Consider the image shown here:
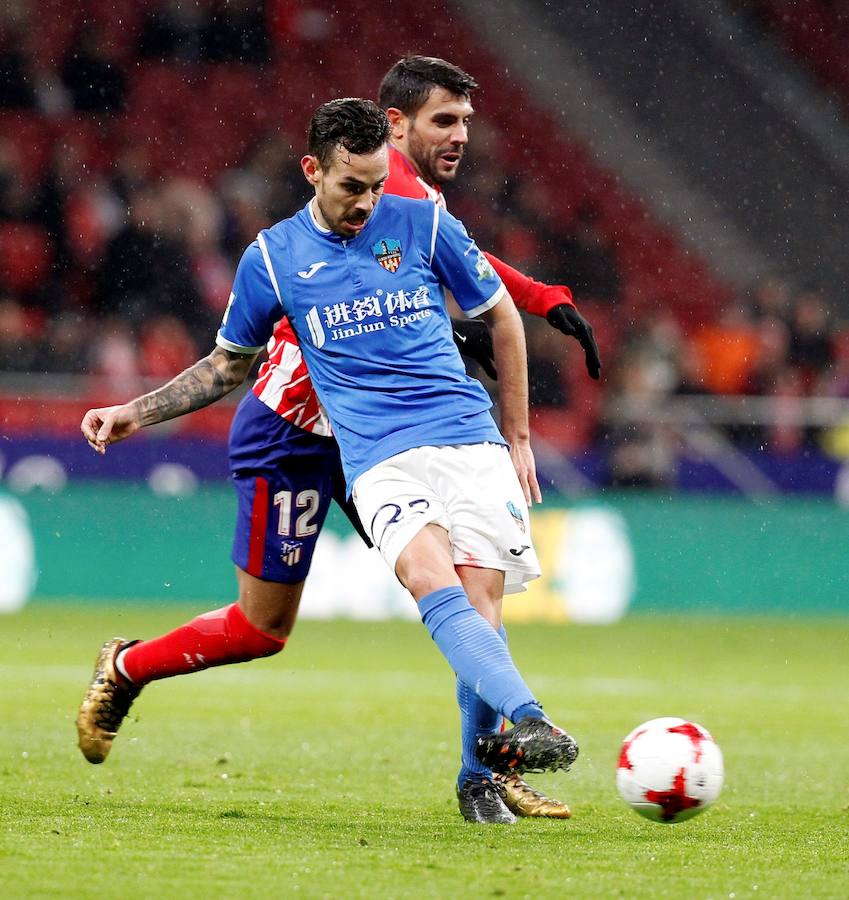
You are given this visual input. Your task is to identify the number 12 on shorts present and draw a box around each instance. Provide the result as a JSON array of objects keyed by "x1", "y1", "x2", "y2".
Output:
[{"x1": 273, "y1": 489, "x2": 320, "y2": 537}]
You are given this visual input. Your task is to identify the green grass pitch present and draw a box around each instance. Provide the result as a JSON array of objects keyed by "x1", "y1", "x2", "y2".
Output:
[{"x1": 1, "y1": 604, "x2": 847, "y2": 898}]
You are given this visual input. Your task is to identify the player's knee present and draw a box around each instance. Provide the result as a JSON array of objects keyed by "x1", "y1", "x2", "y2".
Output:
[
  {"x1": 239, "y1": 604, "x2": 298, "y2": 641},
  {"x1": 236, "y1": 569, "x2": 304, "y2": 639},
  {"x1": 397, "y1": 565, "x2": 461, "y2": 602},
  {"x1": 394, "y1": 528, "x2": 459, "y2": 600}
]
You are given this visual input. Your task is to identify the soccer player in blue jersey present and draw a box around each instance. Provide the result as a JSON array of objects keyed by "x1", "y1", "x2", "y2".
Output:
[
  {"x1": 218, "y1": 97, "x2": 579, "y2": 819},
  {"x1": 79, "y1": 98, "x2": 579, "y2": 823}
]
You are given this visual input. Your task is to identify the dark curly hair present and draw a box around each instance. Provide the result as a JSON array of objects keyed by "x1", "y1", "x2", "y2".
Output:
[
  {"x1": 378, "y1": 56, "x2": 478, "y2": 115},
  {"x1": 307, "y1": 98, "x2": 391, "y2": 168}
]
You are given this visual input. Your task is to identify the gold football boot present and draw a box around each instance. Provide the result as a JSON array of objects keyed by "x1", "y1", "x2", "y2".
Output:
[
  {"x1": 76, "y1": 637, "x2": 141, "y2": 764},
  {"x1": 494, "y1": 772, "x2": 572, "y2": 819}
]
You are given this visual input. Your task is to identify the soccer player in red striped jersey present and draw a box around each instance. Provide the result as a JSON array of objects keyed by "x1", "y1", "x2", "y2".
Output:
[
  {"x1": 379, "y1": 58, "x2": 600, "y2": 374},
  {"x1": 77, "y1": 57, "x2": 598, "y2": 823}
]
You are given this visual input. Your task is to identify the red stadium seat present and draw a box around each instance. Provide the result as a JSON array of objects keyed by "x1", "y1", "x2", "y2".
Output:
[
  {"x1": 0, "y1": 223, "x2": 53, "y2": 293},
  {"x1": 0, "y1": 112, "x2": 52, "y2": 188}
]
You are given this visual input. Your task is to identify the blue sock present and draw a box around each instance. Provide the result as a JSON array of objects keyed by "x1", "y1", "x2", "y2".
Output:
[
  {"x1": 512, "y1": 701, "x2": 546, "y2": 722},
  {"x1": 419, "y1": 587, "x2": 540, "y2": 773},
  {"x1": 455, "y1": 626, "x2": 506, "y2": 787}
]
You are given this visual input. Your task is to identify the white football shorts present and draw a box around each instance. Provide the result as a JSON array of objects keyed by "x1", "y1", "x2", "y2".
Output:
[{"x1": 351, "y1": 443, "x2": 541, "y2": 594}]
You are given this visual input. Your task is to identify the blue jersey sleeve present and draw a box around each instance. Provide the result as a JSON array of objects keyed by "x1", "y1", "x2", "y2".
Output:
[
  {"x1": 216, "y1": 240, "x2": 282, "y2": 353},
  {"x1": 429, "y1": 206, "x2": 505, "y2": 317}
]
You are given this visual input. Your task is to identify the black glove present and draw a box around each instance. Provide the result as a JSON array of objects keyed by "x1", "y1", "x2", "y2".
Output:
[
  {"x1": 546, "y1": 304, "x2": 602, "y2": 379},
  {"x1": 451, "y1": 317, "x2": 497, "y2": 380}
]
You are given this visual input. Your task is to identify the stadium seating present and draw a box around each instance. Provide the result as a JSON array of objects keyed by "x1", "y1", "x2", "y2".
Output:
[
  {"x1": 751, "y1": 1, "x2": 849, "y2": 111},
  {"x1": 3, "y1": 0, "x2": 840, "y2": 461}
]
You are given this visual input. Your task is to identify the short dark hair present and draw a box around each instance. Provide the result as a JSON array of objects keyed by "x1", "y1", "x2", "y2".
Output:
[
  {"x1": 378, "y1": 56, "x2": 478, "y2": 116},
  {"x1": 308, "y1": 98, "x2": 391, "y2": 168}
]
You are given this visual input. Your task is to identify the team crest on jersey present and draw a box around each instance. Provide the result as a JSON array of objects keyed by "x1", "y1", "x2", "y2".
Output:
[
  {"x1": 506, "y1": 500, "x2": 526, "y2": 533},
  {"x1": 281, "y1": 541, "x2": 303, "y2": 567},
  {"x1": 475, "y1": 249, "x2": 497, "y2": 282},
  {"x1": 372, "y1": 238, "x2": 402, "y2": 273}
]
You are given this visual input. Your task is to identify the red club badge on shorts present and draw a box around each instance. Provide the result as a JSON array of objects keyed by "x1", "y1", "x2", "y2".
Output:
[{"x1": 372, "y1": 238, "x2": 402, "y2": 272}]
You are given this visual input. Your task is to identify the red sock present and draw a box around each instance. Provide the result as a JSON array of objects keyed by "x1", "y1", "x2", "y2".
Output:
[{"x1": 120, "y1": 603, "x2": 286, "y2": 685}]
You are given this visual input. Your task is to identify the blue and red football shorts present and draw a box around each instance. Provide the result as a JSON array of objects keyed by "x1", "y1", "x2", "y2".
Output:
[{"x1": 229, "y1": 391, "x2": 361, "y2": 584}]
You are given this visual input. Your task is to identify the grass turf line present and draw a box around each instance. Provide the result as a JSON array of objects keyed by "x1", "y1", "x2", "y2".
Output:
[{"x1": 1, "y1": 604, "x2": 848, "y2": 898}]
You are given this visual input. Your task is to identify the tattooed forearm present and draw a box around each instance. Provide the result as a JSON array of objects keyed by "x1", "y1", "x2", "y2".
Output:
[{"x1": 130, "y1": 347, "x2": 256, "y2": 428}]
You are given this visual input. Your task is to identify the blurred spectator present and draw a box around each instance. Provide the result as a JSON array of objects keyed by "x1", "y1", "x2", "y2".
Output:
[
  {"x1": 765, "y1": 367, "x2": 806, "y2": 455},
  {"x1": 0, "y1": 137, "x2": 28, "y2": 221},
  {"x1": 88, "y1": 316, "x2": 140, "y2": 390},
  {"x1": 787, "y1": 288, "x2": 835, "y2": 390},
  {"x1": 0, "y1": 26, "x2": 36, "y2": 108},
  {"x1": 61, "y1": 24, "x2": 127, "y2": 115},
  {"x1": 268, "y1": 1, "x2": 338, "y2": 44},
  {"x1": 692, "y1": 304, "x2": 759, "y2": 395},
  {"x1": 162, "y1": 178, "x2": 234, "y2": 317},
  {"x1": 822, "y1": 329, "x2": 849, "y2": 399},
  {"x1": 239, "y1": 131, "x2": 302, "y2": 222},
  {"x1": 29, "y1": 58, "x2": 73, "y2": 118},
  {"x1": 29, "y1": 138, "x2": 87, "y2": 283},
  {"x1": 555, "y1": 205, "x2": 621, "y2": 304},
  {"x1": 750, "y1": 274, "x2": 793, "y2": 324},
  {"x1": 673, "y1": 346, "x2": 709, "y2": 397},
  {"x1": 744, "y1": 316, "x2": 791, "y2": 397},
  {"x1": 39, "y1": 310, "x2": 89, "y2": 373},
  {"x1": 139, "y1": 314, "x2": 200, "y2": 378},
  {"x1": 110, "y1": 143, "x2": 155, "y2": 206},
  {"x1": 0, "y1": 221, "x2": 53, "y2": 297},
  {"x1": 526, "y1": 318, "x2": 569, "y2": 409},
  {"x1": 603, "y1": 341, "x2": 676, "y2": 488},
  {"x1": 64, "y1": 176, "x2": 126, "y2": 271},
  {"x1": 218, "y1": 169, "x2": 273, "y2": 261},
  {"x1": 200, "y1": 0, "x2": 270, "y2": 65},
  {"x1": 138, "y1": 1, "x2": 205, "y2": 62},
  {"x1": 93, "y1": 186, "x2": 205, "y2": 334},
  {"x1": 0, "y1": 295, "x2": 41, "y2": 372},
  {"x1": 599, "y1": 312, "x2": 688, "y2": 487}
]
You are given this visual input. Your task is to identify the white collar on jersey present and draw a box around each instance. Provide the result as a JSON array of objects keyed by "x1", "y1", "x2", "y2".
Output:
[{"x1": 308, "y1": 198, "x2": 332, "y2": 233}]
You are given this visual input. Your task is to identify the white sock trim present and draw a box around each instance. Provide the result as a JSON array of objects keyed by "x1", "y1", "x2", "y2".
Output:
[{"x1": 115, "y1": 648, "x2": 134, "y2": 683}]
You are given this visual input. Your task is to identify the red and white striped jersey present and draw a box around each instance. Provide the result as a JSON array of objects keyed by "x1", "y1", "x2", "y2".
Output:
[
  {"x1": 249, "y1": 325, "x2": 328, "y2": 433},
  {"x1": 250, "y1": 145, "x2": 445, "y2": 434}
]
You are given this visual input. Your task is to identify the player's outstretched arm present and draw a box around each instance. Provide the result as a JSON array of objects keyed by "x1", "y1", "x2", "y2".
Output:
[
  {"x1": 483, "y1": 251, "x2": 601, "y2": 380},
  {"x1": 81, "y1": 346, "x2": 258, "y2": 454},
  {"x1": 481, "y1": 295, "x2": 542, "y2": 506}
]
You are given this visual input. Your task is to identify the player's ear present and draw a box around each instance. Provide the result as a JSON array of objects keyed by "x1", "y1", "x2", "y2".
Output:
[
  {"x1": 301, "y1": 155, "x2": 321, "y2": 185},
  {"x1": 385, "y1": 107, "x2": 407, "y2": 140}
]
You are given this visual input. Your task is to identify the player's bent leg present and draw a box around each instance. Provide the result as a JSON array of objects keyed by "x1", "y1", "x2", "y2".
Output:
[
  {"x1": 452, "y1": 566, "x2": 570, "y2": 818},
  {"x1": 397, "y1": 527, "x2": 542, "y2": 729},
  {"x1": 453, "y1": 564, "x2": 504, "y2": 798},
  {"x1": 451, "y1": 585, "x2": 574, "y2": 819},
  {"x1": 76, "y1": 575, "x2": 297, "y2": 765},
  {"x1": 118, "y1": 594, "x2": 288, "y2": 685}
]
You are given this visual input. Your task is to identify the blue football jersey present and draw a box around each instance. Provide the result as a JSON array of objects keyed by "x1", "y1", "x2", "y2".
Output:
[{"x1": 217, "y1": 193, "x2": 507, "y2": 492}]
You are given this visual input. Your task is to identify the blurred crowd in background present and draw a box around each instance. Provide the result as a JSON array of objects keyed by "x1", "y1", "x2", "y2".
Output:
[{"x1": 1, "y1": 0, "x2": 847, "y2": 480}]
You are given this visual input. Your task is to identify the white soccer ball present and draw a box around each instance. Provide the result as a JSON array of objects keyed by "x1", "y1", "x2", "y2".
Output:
[{"x1": 616, "y1": 717, "x2": 724, "y2": 823}]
